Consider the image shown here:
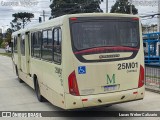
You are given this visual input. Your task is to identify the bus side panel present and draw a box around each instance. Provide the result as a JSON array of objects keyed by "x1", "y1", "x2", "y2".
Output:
[
  {"x1": 62, "y1": 19, "x2": 75, "y2": 95},
  {"x1": 13, "y1": 54, "x2": 18, "y2": 69},
  {"x1": 21, "y1": 56, "x2": 26, "y2": 73},
  {"x1": 18, "y1": 70, "x2": 34, "y2": 89},
  {"x1": 30, "y1": 58, "x2": 66, "y2": 109}
]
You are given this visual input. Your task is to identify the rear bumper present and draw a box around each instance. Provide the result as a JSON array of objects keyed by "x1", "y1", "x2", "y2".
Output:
[{"x1": 64, "y1": 86, "x2": 145, "y2": 109}]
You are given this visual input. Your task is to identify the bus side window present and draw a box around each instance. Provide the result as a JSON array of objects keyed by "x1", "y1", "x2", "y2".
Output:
[
  {"x1": 32, "y1": 32, "x2": 41, "y2": 58},
  {"x1": 14, "y1": 37, "x2": 17, "y2": 53},
  {"x1": 53, "y1": 28, "x2": 62, "y2": 64},
  {"x1": 42, "y1": 29, "x2": 53, "y2": 61},
  {"x1": 21, "y1": 34, "x2": 25, "y2": 56},
  {"x1": 31, "y1": 33, "x2": 34, "y2": 57}
]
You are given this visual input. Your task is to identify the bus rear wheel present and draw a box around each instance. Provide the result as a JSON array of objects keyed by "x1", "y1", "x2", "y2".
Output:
[{"x1": 35, "y1": 79, "x2": 45, "y2": 102}]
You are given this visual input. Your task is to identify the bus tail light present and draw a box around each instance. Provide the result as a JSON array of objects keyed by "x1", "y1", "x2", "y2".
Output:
[
  {"x1": 68, "y1": 71, "x2": 80, "y2": 96},
  {"x1": 70, "y1": 17, "x2": 77, "y2": 21},
  {"x1": 138, "y1": 65, "x2": 144, "y2": 88},
  {"x1": 132, "y1": 17, "x2": 139, "y2": 21}
]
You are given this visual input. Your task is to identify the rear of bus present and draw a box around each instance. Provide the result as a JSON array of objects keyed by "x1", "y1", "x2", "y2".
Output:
[{"x1": 64, "y1": 14, "x2": 145, "y2": 109}]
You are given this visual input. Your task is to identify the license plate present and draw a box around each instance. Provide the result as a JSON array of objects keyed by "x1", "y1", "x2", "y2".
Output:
[{"x1": 104, "y1": 84, "x2": 120, "y2": 91}]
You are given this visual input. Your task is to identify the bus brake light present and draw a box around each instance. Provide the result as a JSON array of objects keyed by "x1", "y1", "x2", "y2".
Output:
[
  {"x1": 70, "y1": 17, "x2": 77, "y2": 21},
  {"x1": 138, "y1": 65, "x2": 144, "y2": 88},
  {"x1": 132, "y1": 18, "x2": 139, "y2": 21},
  {"x1": 68, "y1": 71, "x2": 80, "y2": 96}
]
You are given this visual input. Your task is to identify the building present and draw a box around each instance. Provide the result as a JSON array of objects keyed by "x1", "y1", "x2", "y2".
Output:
[{"x1": 142, "y1": 24, "x2": 158, "y2": 34}]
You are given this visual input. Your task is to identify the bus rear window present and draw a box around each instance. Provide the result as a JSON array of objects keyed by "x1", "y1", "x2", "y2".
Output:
[{"x1": 70, "y1": 19, "x2": 140, "y2": 51}]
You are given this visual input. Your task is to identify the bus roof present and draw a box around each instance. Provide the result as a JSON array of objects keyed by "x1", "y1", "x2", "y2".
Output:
[{"x1": 12, "y1": 13, "x2": 139, "y2": 36}]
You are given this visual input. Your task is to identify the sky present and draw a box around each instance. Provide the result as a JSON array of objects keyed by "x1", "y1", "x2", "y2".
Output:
[{"x1": 0, "y1": 0, "x2": 159, "y2": 32}]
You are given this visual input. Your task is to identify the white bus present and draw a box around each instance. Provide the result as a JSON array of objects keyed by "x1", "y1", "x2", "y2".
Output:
[{"x1": 12, "y1": 13, "x2": 145, "y2": 109}]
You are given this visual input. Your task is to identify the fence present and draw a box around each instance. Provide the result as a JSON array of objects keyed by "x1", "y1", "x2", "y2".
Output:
[{"x1": 145, "y1": 64, "x2": 160, "y2": 92}]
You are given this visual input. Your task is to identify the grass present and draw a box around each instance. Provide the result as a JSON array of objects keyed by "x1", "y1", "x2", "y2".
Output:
[{"x1": 0, "y1": 53, "x2": 12, "y2": 57}]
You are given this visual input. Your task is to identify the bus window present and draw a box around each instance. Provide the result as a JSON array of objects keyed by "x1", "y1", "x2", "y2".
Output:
[
  {"x1": 70, "y1": 18, "x2": 140, "y2": 62},
  {"x1": 14, "y1": 37, "x2": 17, "y2": 53},
  {"x1": 32, "y1": 32, "x2": 41, "y2": 58},
  {"x1": 42, "y1": 30, "x2": 53, "y2": 61},
  {"x1": 31, "y1": 33, "x2": 33, "y2": 56},
  {"x1": 53, "y1": 28, "x2": 62, "y2": 64},
  {"x1": 20, "y1": 34, "x2": 25, "y2": 56},
  {"x1": 71, "y1": 20, "x2": 139, "y2": 51}
]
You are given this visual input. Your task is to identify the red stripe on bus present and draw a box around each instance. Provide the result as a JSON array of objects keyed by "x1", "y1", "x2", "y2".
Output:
[
  {"x1": 82, "y1": 99, "x2": 88, "y2": 102},
  {"x1": 74, "y1": 47, "x2": 139, "y2": 54}
]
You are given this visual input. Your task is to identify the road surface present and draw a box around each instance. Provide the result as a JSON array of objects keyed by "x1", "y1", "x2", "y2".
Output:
[
  {"x1": 0, "y1": 48, "x2": 5, "y2": 53},
  {"x1": 0, "y1": 55, "x2": 160, "y2": 120}
]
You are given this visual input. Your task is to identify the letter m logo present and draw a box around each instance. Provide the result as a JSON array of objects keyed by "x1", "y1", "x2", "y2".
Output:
[{"x1": 106, "y1": 74, "x2": 115, "y2": 84}]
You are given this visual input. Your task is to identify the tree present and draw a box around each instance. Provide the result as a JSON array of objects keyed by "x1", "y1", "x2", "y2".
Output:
[
  {"x1": 0, "y1": 33, "x2": 2, "y2": 39},
  {"x1": 11, "y1": 12, "x2": 34, "y2": 31},
  {"x1": 50, "y1": 0, "x2": 103, "y2": 18},
  {"x1": 110, "y1": 0, "x2": 138, "y2": 15},
  {"x1": 0, "y1": 37, "x2": 3, "y2": 48},
  {"x1": 6, "y1": 28, "x2": 12, "y2": 34},
  {"x1": 4, "y1": 28, "x2": 12, "y2": 43}
]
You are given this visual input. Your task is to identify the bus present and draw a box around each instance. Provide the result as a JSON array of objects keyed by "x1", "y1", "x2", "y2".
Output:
[{"x1": 12, "y1": 13, "x2": 145, "y2": 110}]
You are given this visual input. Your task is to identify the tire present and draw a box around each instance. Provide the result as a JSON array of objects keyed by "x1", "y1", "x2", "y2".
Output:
[
  {"x1": 18, "y1": 78, "x2": 24, "y2": 83},
  {"x1": 15, "y1": 66, "x2": 24, "y2": 83},
  {"x1": 35, "y1": 79, "x2": 45, "y2": 102}
]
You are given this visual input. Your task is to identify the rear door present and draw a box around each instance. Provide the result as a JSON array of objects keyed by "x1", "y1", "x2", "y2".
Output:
[
  {"x1": 26, "y1": 32, "x2": 30, "y2": 75},
  {"x1": 20, "y1": 34, "x2": 27, "y2": 73}
]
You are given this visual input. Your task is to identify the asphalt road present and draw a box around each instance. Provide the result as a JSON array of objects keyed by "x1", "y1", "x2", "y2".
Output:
[{"x1": 0, "y1": 55, "x2": 160, "y2": 120}]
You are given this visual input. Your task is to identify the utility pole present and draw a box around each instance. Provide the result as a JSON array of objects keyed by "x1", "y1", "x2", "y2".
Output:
[
  {"x1": 130, "y1": 5, "x2": 132, "y2": 14},
  {"x1": 43, "y1": 10, "x2": 45, "y2": 22},
  {"x1": 40, "y1": 10, "x2": 46, "y2": 22},
  {"x1": 106, "y1": 0, "x2": 108, "y2": 13},
  {"x1": 130, "y1": 0, "x2": 133, "y2": 14}
]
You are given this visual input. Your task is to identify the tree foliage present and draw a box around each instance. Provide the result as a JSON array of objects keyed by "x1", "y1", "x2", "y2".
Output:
[
  {"x1": 50, "y1": 0, "x2": 103, "y2": 18},
  {"x1": 0, "y1": 33, "x2": 2, "y2": 39},
  {"x1": 110, "y1": 0, "x2": 138, "y2": 15},
  {"x1": 0, "y1": 28, "x2": 12, "y2": 48},
  {"x1": 0, "y1": 37, "x2": 3, "y2": 48},
  {"x1": 11, "y1": 12, "x2": 34, "y2": 31},
  {"x1": 4, "y1": 28, "x2": 12, "y2": 43}
]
